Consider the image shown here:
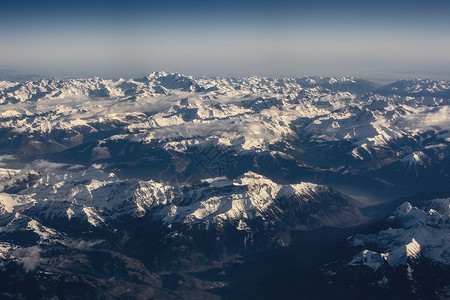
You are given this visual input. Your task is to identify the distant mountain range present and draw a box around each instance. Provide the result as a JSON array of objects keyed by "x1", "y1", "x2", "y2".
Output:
[{"x1": 0, "y1": 70, "x2": 43, "y2": 83}]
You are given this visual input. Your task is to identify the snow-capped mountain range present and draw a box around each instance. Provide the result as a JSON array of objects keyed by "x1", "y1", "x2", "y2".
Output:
[
  {"x1": 349, "y1": 198, "x2": 450, "y2": 269},
  {"x1": 0, "y1": 72, "x2": 449, "y2": 298},
  {"x1": 0, "y1": 163, "x2": 364, "y2": 244},
  {"x1": 1, "y1": 72, "x2": 448, "y2": 156},
  {"x1": 316, "y1": 196, "x2": 450, "y2": 298}
]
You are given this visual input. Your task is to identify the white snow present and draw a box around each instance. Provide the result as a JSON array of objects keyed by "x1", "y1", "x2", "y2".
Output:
[
  {"x1": 1, "y1": 73, "x2": 447, "y2": 157},
  {"x1": 348, "y1": 250, "x2": 387, "y2": 270},
  {"x1": 349, "y1": 198, "x2": 450, "y2": 268},
  {"x1": 82, "y1": 207, "x2": 105, "y2": 227}
]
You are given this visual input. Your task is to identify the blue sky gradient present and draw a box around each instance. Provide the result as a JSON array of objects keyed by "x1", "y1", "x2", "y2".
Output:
[{"x1": 1, "y1": 0, "x2": 449, "y2": 82}]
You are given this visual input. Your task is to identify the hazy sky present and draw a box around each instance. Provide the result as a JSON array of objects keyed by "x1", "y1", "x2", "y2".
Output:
[{"x1": 1, "y1": 0, "x2": 450, "y2": 82}]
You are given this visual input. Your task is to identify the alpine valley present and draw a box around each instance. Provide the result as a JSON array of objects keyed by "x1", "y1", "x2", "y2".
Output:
[{"x1": 0, "y1": 72, "x2": 449, "y2": 299}]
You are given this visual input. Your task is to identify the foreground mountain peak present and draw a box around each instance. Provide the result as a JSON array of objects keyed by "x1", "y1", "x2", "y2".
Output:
[{"x1": 349, "y1": 198, "x2": 450, "y2": 269}]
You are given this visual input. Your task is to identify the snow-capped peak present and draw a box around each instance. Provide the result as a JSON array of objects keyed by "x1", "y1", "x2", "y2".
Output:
[{"x1": 349, "y1": 198, "x2": 450, "y2": 270}]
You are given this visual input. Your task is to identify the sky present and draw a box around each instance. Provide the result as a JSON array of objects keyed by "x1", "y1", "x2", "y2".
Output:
[{"x1": 1, "y1": 0, "x2": 450, "y2": 82}]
